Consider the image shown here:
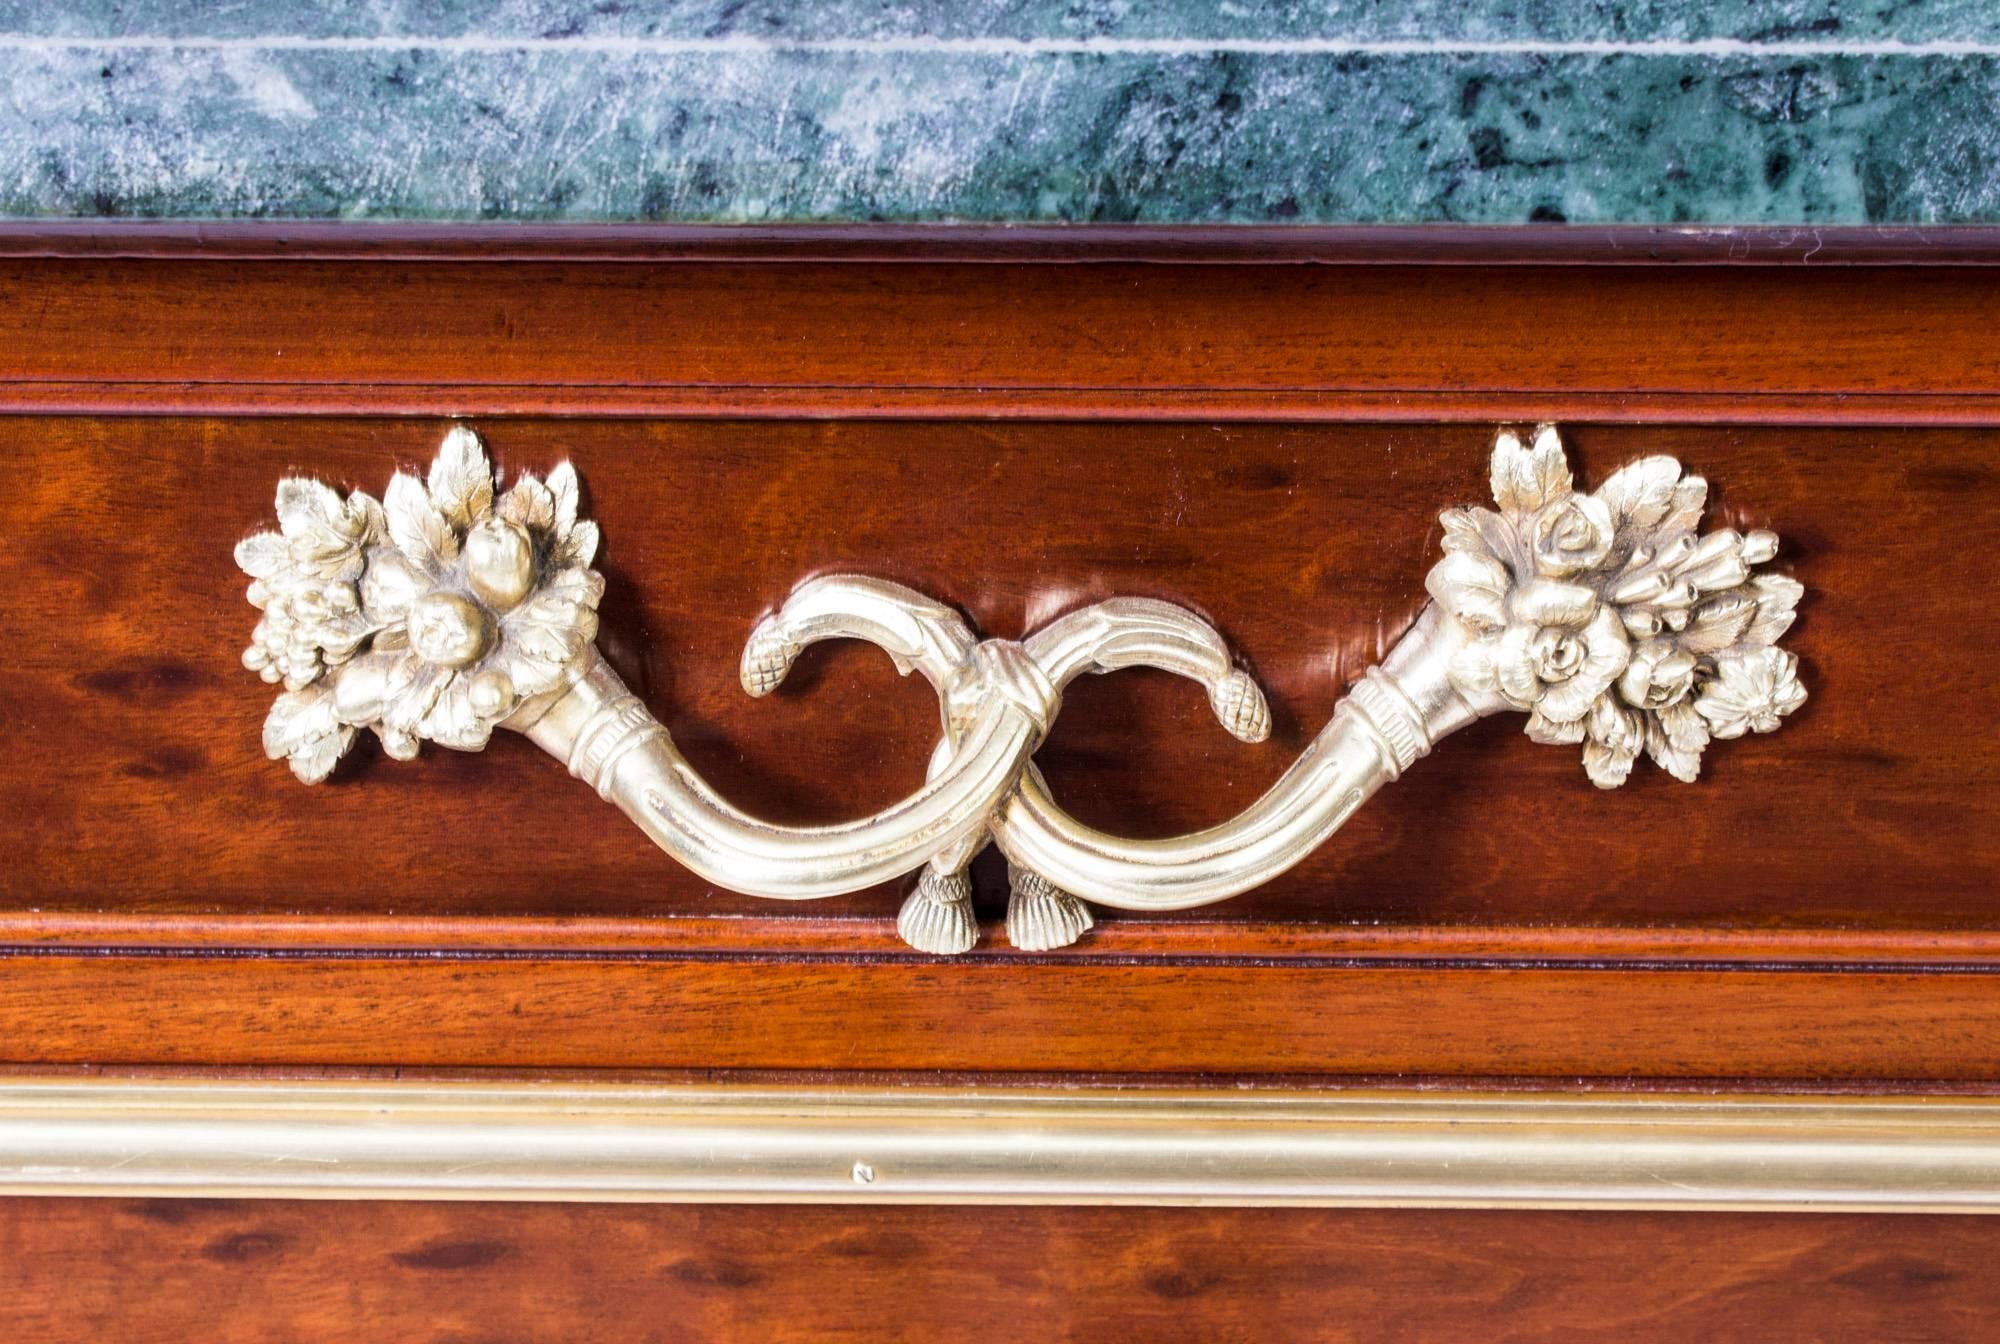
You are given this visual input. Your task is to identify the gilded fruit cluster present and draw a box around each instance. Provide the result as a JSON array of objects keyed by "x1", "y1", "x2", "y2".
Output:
[{"x1": 237, "y1": 427, "x2": 604, "y2": 782}]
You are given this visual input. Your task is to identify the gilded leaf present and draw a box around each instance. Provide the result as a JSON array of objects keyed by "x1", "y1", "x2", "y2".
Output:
[
  {"x1": 275, "y1": 477, "x2": 346, "y2": 540},
  {"x1": 1655, "y1": 698, "x2": 1710, "y2": 754},
  {"x1": 381, "y1": 662, "x2": 449, "y2": 739},
  {"x1": 516, "y1": 623, "x2": 584, "y2": 665},
  {"x1": 1594, "y1": 455, "x2": 1683, "y2": 529},
  {"x1": 287, "y1": 729, "x2": 355, "y2": 784},
  {"x1": 385, "y1": 471, "x2": 459, "y2": 568},
  {"x1": 1680, "y1": 591, "x2": 1758, "y2": 655},
  {"x1": 274, "y1": 477, "x2": 369, "y2": 578},
  {"x1": 234, "y1": 532, "x2": 290, "y2": 579},
  {"x1": 498, "y1": 473, "x2": 556, "y2": 533},
  {"x1": 1525, "y1": 707, "x2": 1585, "y2": 745},
  {"x1": 1659, "y1": 474, "x2": 1708, "y2": 537},
  {"x1": 557, "y1": 519, "x2": 600, "y2": 568},
  {"x1": 1439, "y1": 505, "x2": 1520, "y2": 567},
  {"x1": 526, "y1": 564, "x2": 605, "y2": 614},
  {"x1": 347, "y1": 491, "x2": 388, "y2": 547},
  {"x1": 1645, "y1": 716, "x2": 1704, "y2": 783},
  {"x1": 1587, "y1": 692, "x2": 1644, "y2": 753},
  {"x1": 1425, "y1": 551, "x2": 1510, "y2": 632},
  {"x1": 500, "y1": 646, "x2": 569, "y2": 698},
  {"x1": 428, "y1": 426, "x2": 495, "y2": 530},
  {"x1": 506, "y1": 614, "x2": 596, "y2": 686},
  {"x1": 1438, "y1": 508, "x2": 1488, "y2": 556},
  {"x1": 547, "y1": 461, "x2": 581, "y2": 538},
  {"x1": 1696, "y1": 648, "x2": 1806, "y2": 738},
  {"x1": 263, "y1": 685, "x2": 334, "y2": 758},
  {"x1": 418, "y1": 676, "x2": 494, "y2": 751},
  {"x1": 1582, "y1": 692, "x2": 1646, "y2": 784},
  {"x1": 1490, "y1": 426, "x2": 1572, "y2": 516},
  {"x1": 261, "y1": 685, "x2": 354, "y2": 784},
  {"x1": 500, "y1": 568, "x2": 604, "y2": 695}
]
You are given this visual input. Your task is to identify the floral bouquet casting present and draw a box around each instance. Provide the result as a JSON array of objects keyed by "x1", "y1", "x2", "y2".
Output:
[{"x1": 1428, "y1": 426, "x2": 1805, "y2": 787}]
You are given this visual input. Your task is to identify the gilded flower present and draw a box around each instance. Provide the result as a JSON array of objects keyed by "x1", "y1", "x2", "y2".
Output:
[
  {"x1": 1696, "y1": 648, "x2": 1808, "y2": 739},
  {"x1": 1618, "y1": 638, "x2": 1697, "y2": 711},
  {"x1": 1428, "y1": 425, "x2": 1806, "y2": 789},
  {"x1": 1529, "y1": 495, "x2": 1614, "y2": 576},
  {"x1": 1490, "y1": 602, "x2": 1630, "y2": 723},
  {"x1": 237, "y1": 426, "x2": 603, "y2": 782}
]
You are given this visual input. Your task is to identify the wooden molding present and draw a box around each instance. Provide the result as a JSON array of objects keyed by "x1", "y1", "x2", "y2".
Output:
[{"x1": 7, "y1": 220, "x2": 2000, "y2": 265}]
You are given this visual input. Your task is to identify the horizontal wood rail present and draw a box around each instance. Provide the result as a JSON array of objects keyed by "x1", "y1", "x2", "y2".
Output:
[
  {"x1": 3, "y1": 940, "x2": 1998, "y2": 1080},
  {"x1": 0, "y1": 237, "x2": 1994, "y2": 422}
]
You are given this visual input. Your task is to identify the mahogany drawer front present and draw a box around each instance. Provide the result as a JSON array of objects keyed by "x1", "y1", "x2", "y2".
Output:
[
  {"x1": 6, "y1": 413, "x2": 1987, "y2": 928},
  {"x1": 3, "y1": 235, "x2": 1999, "y2": 1342},
  {"x1": 0, "y1": 244, "x2": 1995, "y2": 1086}
]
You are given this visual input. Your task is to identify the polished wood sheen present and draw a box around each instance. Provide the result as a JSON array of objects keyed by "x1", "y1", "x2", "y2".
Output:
[
  {"x1": 4, "y1": 417, "x2": 1994, "y2": 928},
  {"x1": 2, "y1": 227, "x2": 1998, "y2": 1334},
  {"x1": 5, "y1": 955, "x2": 2000, "y2": 1078},
  {"x1": 4, "y1": 1199, "x2": 1998, "y2": 1342},
  {"x1": 0, "y1": 240, "x2": 1994, "y2": 1085},
  {"x1": 1, "y1": 258, "x2": 1999, "y2": 422}
]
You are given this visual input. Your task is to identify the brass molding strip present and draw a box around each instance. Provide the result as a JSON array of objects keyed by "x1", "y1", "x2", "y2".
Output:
[{"x1": 4, "y1": 1081, "x2": 1999, "y2": 1210}]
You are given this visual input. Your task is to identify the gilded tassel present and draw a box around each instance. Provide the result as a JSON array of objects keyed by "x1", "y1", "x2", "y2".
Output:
[
  {"x1": 896, "y1": 866, "x2": 979, "y2": 955},
  {"x1": 1005, "y1": 866, "x2": 1095, "y2": 951}
]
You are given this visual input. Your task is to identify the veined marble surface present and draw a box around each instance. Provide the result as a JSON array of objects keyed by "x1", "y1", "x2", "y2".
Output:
[{"x1": 2, "y1": 3, "x2": 1997, "y2": 223}]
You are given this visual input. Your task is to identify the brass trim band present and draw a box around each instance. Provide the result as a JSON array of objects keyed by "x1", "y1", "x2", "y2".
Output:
[{"x1": 4, "y1": 1081, "x2": 1997, "y2": 1211}]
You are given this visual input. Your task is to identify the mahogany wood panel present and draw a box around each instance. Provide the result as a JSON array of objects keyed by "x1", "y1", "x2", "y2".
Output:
[
  {"x1": 6, "y1": 1198, "x2": 1998, "y2": 1343},
  {"x1": 2, "y1": 954, "x2": 1996, "y2": 1079},
  {"x1": 0, "y1": 259, "x2": 1996, "y2": 422},
  {"x1": 1, "y1": 246, "x2": 1997, "y2": 1087},
  {"x1": 1, "y1": 415, "x2": 1992, "y2": 931}
]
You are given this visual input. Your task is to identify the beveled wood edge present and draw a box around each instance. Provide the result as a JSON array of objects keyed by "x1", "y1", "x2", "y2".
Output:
[
  {"x1": 10, "y1": 382, "x2": 2000, "y2": 425},
  {"x1": 7, "y1": 911, "x2": 2000, "y2": 967},
  {"x1": 7, "y1": 220, "x2": 2000, "y2": 265},
  {"x1": 4, "y1": 1079, "x2": 1999, "y2": 1210}
]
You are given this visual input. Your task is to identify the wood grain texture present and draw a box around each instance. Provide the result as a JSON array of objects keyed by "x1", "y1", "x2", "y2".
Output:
[
  {"x1": 3, "y1": 954, "x2": 1997, "y2": 1079},
  {"x1": 5, "y1": 1198, "x2": 1998, "y2": 1343},
  {"x1": 13, "y1": 912, "x2": 2000, "y2": 962},
  {"x1": 0, "y1": 247, "x2": 1995, "y2": 1090},
  {"x1": 0, "y1": 259, "x2": 1996, "y2": 422},
  {"x1": 0, "y1": 415, "x2": 1991, "y2": 929}
]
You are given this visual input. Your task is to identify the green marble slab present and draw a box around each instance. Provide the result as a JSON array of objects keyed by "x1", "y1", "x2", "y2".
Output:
[{"x1": 2, "y1": 4, "x2": 1998, "y2": 223}]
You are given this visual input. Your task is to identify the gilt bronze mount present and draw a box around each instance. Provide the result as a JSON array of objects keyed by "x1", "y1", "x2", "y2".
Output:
[{"x1": 238, "y1": 425, "x2": 1806, "y2": 953}]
